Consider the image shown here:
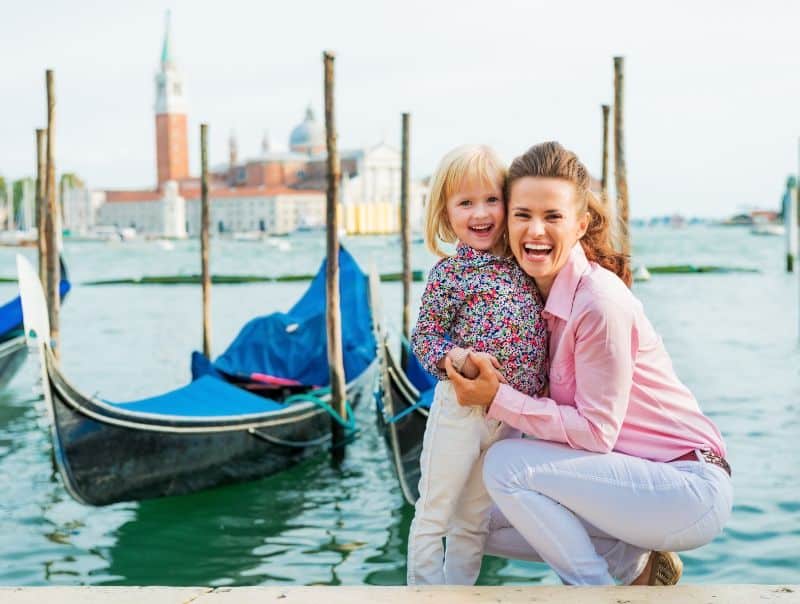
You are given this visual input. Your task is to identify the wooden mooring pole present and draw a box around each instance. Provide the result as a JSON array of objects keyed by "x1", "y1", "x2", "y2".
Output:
[
  {"x1": 601, "y1": 104, "x2": 611, "y2": 206},
  {"x1": 44, "y1": 69, "x2": 60, "y2": 358},
  {"x1": 400, "y1": 112, "x2": 411, "y2": 369},
  {"x1": 323, "y1": 51, "x2": 347, "y2": 460},
  {"x1": 200, "y1": 123, "x2": 212, "y2": 358},
  {"x1": 785, "y1": 174, "x2": 797, "y2": 273},
  {"x1": 35, "y1": 129, "x2": 47, "y2": 287},
  {"x1": 613, "y1": 56, "x2": 630, "y2": 256},
  {"x1": 794, "y1": 161, "x2": 800, "y2": 341}
]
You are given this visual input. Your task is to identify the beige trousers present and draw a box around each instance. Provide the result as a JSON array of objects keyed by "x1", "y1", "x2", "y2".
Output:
[{"x1": 406, "y1": 380, "x2": 516, "y2": 585}]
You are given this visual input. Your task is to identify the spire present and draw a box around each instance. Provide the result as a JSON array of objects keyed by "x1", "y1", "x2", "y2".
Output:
[
  {"x1": 228, "y1": 130, "x2": 239, "y2": 186},
  {"x1": 154, "y1": 9, "x2": 186, "y2": 116},
  {"x1": 160, "y1": 10, "x2": 173, "y2": 68},
  {"x1": 261, "y1": 130, "x2": 271, "y2": 154},
  {"x1": 304, "y1": 104, "x2": 314, "y2": 121}
]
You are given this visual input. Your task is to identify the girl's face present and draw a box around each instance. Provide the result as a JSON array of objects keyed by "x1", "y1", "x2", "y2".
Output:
[
  {"x1": 445, "y1": 177, "x2": 505, "y2": 253},
  {"x1": 507, "y1": 176, "x2": 590, "y2": 299}
]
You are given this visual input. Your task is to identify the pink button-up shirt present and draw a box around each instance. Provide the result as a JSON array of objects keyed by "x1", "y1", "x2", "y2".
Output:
[{"x1": 488, "y1": 243, "x2": 726, "y2": 461}]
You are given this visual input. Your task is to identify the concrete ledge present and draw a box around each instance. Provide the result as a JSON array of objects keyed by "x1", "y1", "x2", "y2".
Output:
[{"x1": 1, "y1": 585, "x2": 798, "y2": 603}]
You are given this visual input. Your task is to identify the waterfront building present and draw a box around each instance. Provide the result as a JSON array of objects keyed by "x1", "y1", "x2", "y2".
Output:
[
  {"x1": 61, "y1": 185, "x2": 93, "y2": 235},
  {"x1": 97, "y1": 185, "x2": 324, "y2": 237},
  {"x1": 4, "y1": 178, "x2": 36, "y2": 232},
  {"x1": 95, "y1": 12, "x2": 427, "y2": 238}
]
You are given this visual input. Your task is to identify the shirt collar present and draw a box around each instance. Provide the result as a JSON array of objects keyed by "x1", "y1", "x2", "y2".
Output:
[
  {"x1": 543, "y1": 243, "x2": 589, "y2": 321},
  {"x1": 455, "y1": 242, "x2": 505, "y2": 268}
]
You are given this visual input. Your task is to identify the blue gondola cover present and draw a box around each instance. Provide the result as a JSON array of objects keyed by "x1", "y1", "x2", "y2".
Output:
[
  {"x1": 404, "y1": 346, "x2": 437, "y2": 394},
  {"x1": 0, "y1": 279, "x2": 71, "y2": 341},
  {"x1": 210, "y1": 248, "x2": 376, "y2": 386},
  {"x1": 112, "y1": 375, "x2": 285, "y2": 417}
]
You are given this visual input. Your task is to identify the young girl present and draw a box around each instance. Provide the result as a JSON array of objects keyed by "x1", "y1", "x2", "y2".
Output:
[{"x1": 407, "y1": 145, "x2": 548, "y2": 585}]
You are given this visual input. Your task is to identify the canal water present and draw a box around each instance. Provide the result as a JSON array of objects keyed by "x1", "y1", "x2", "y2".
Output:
[{"x1": 0, "y1": 226, "x2": 798, "y2": 586}]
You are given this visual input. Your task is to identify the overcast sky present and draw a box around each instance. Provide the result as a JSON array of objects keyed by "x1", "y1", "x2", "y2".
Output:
[{"x1": 2, "y1": 0, "x2": 799, "y2": 217}]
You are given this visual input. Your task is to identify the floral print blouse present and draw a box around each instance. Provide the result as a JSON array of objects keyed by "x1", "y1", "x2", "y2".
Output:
[{"x1": 411, "y1": 243, "x2": 548, "y2": 397}]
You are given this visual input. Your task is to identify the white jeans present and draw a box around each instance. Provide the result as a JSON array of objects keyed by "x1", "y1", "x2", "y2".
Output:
[
  {"x1": 483, "y1": 438, "x2": 734, "y2": 585},
  {"x1": 483, "y1": 505, "x2": 652, "y2": 585},
  {"x1": 407, "y1": 381, "x2": 517, "y2": 585}
]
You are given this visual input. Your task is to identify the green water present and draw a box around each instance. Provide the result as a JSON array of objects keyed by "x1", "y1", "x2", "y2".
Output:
[{"x1": 0, "y1": 226, "x2": 798, "y2": 585}]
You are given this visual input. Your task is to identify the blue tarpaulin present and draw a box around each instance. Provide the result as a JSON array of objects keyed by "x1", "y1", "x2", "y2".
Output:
[
  {"x1": 403, "y1": 341, "x2": 437, "y2": 409},
  {"x1": 105, "y1": 249, "x2": 375, "y2": 418},
  {"x1": 209, "y1": 247, "x2": 376, "y2": 387},
  {"x1": 112, "y1": 375, "x2": 285, "y2": 416},
  {"x1": 0, "y1": 279, "x2": 71, "y2": 342}
]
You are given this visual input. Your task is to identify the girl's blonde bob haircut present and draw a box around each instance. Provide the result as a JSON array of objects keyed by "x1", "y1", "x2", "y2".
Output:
[{"x1": 424, "y1": 145, "x2": 507, "y2": 257}]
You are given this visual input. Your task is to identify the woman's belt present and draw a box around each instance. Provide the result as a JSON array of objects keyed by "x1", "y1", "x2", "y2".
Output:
[{"x1": 670, "y1": 450, "x2": 731, "y2": 477}]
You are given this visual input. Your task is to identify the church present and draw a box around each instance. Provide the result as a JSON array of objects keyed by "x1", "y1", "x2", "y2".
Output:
[{"x1": 96, "y1": 13, "x2": 426, "y2": 237}]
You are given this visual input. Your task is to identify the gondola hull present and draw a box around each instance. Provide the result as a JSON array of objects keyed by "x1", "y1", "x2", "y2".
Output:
[
  {"x1": 47, "y1": 349, "x2": 378, "y2": 506},
  {"x1": 375, "y1": 342, "x2": 428, "y2": 506},
  {"x1": 0, "y1": 335, "x2": 27, "y2": 388},
  {"x1": 17, "y1": 250, "x2": 379, "y2": 506}
]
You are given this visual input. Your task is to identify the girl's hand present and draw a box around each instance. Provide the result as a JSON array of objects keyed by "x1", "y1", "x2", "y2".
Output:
[
  {"x1": 444, "y1": 354, "x2": 503, "y2": 407},
  {"x1": 459, "y1": 353, "x2": 480, "y2": 379},
  {"x1": 473, "y1": 351, "x2": 505, "y2": 375}
]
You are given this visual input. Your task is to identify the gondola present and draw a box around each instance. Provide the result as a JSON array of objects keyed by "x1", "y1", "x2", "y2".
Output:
[
  {"x1": 16, "y1": 248, "x2": 378, "y2": 506},
  {"x1": 0, "y1": 334, "x2": 26, "y2": 389},
  {"x1": 374, "y1": 338, "x2": 436, "y2": 506},
  {"x1": 0, "y1": 263, "x2": 70, "y2": 388}
]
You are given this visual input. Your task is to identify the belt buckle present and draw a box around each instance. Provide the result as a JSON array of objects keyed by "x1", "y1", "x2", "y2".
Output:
[{"x1": 700, "y1": 450, "x2": 732, "y2": 477}]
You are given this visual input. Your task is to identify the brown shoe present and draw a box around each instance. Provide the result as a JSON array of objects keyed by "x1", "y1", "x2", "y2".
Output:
[{"x1": 648, "y1": 551, "x2": 683, "y2": 585}]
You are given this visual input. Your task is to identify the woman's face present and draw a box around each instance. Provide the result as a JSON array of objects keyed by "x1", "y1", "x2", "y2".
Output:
[{"x1": 507, "y1": 176, "x2": 590, "y2": 299}]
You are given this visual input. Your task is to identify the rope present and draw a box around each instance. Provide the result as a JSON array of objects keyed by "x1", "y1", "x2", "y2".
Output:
[
  {"x1": 249, "y1": 429, "x2": 332, "y2": 448},
  {"x1": 283, "y1": 390, "x2": 357, "y2": 432},
  {"x1": 385, "y1": 398, "x2": 427, "y2": 424},
  {"x1": 248, "y1": 388, "x2": 358, "y2": 449}
]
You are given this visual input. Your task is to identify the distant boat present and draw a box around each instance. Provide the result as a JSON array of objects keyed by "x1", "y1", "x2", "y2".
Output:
[
  {"x1": 0, "y1": 230, "x2": 38, "y2": 247},
  {"x1": 0, "y1": 262, "x2": 70, "y2": 388},
  {"x1": 71, "y1": 226, "x2": 137, "y2": 242},
  {"x1": 232, "y1": 232, "x2": 263, "y2": 241},
  {"x1": 17, "y1": 249, "x2": 378, "y2": 506},
  {"x1": 633, "y1": 265, "x2": 652, "y2": 282},
  {"x1": 750, "y1": 223, "x2": 785, "y2": 237},
  {"x1": 265, "y1": 237, "x2": 292, "y2": 252}
]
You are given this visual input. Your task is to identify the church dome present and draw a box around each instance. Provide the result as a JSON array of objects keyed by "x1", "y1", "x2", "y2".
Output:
[{"x1": 289, "y1": 106, "x2": 326, "y2": 154}]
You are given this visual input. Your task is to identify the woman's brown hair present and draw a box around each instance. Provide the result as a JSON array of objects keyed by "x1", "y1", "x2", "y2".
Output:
[{"x1": 506, "y1": 141, "x2": 631, "y2": 287}]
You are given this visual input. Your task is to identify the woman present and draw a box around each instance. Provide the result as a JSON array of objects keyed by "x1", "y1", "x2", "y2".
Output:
[{"x1": 444, "y1": 141, "x2": 733, "y2": 586}]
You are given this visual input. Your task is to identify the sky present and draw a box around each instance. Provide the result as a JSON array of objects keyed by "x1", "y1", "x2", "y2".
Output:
[{"x1": 2, "y1": 0, "x2": 800, "y2": 218}]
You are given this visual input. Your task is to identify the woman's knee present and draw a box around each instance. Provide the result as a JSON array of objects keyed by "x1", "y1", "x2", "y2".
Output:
[{"x1": 483, "y1": 439, "x2": 526, "y2": 495}]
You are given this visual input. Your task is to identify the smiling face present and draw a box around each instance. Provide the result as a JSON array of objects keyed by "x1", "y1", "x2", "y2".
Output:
[
  {"x1": 445, "y1": 177, "x2": 505, "y2": 253},
  {"x1": 508, "y1": 176, "x2": 590, "y2": 299}
]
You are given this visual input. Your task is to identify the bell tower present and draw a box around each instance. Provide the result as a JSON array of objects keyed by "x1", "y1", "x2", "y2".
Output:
[{"x1": 154, "y1": 11, "x2": 189, "y2": 188}]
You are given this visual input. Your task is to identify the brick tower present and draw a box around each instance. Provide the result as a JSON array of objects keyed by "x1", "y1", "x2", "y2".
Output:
[{"x1": 154, "y1": 11, "x2": 189, "y2": 188}]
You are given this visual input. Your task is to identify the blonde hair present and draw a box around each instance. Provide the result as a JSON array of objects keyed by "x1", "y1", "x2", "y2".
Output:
[
  {"x1": 424, "y1": 144, "x2": 507, "y2": 257},
  {"x1": 506, "y1": 141, "x2": 631, "y2": 287}
]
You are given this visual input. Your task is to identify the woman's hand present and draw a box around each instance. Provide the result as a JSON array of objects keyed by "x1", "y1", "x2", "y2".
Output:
[{"x1": 444, "y1": 352, "x2": 504, "y2": 407}]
